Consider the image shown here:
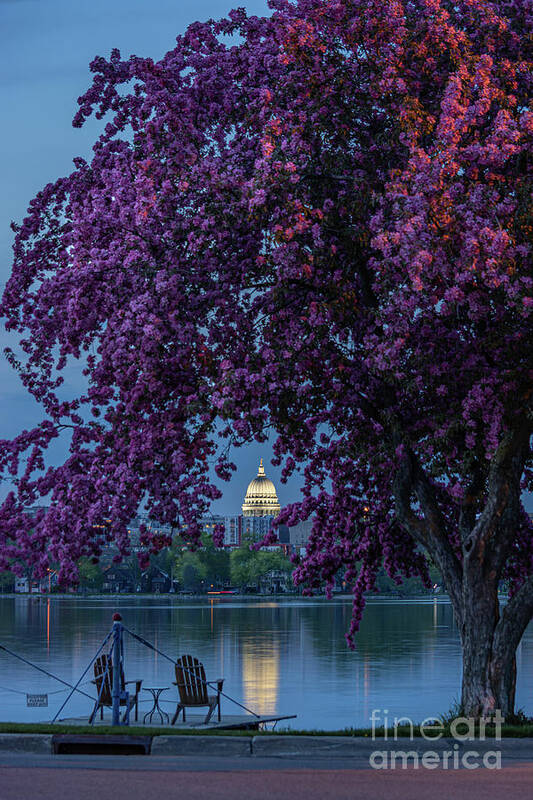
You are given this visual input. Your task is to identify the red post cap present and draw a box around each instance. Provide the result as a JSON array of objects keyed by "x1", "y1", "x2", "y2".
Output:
[{"x1": 112, "y1": 612, "x2": 122, "y2": 621}]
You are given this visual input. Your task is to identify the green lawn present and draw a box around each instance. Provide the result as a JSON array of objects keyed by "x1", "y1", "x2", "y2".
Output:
[{"x1": 1, "y1": 722, "x2": 533, "y2": 737}]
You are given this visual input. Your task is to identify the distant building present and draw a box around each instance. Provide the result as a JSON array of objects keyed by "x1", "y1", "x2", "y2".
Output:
[
  {"x1": 14, "y1": 573, "x2": 60, "y2": 593},
  {"x1": 277, "y1": 524, "x2": 290, "y2": 544},
  {"x1": 14, "y1": 577, "x2": 35, "y2": 593},
  {"x1": 242, "y1": 459, "x2": 281, "y2": 517},
  {"x1": 102, "y1": 565, "x2": 137, "y2": 593},
  {"x1": 223, "y1": 515, "x2": 241, "y2": 547},
  {"x1": 289, "y1": 519, "x2": 313, "y2": 549},
  {"x1": 259, "y1": 569, "x2": 291, "y2": 594},
  {"x1": 241, "y1": 514, "x2": 275, "y2": 541},
  {"x1": 199, "y1": 514, "x2": 240, "y2": 547}
]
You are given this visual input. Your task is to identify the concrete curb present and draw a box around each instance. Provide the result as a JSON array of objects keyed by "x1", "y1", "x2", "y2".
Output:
[
  {"x1": 484, "y1": 739, "x2": 533, "y2": 758},
  {"x1": 252, "y1": 735, "x2": 379, "y2": 758},
  {"x1": 0, "y1": 734, "x2": 532, "y2": 760},
  {"x1": 151, "y1": 735, "x2": 252, "y2": 756},
  {"x1": 251, "y1": 735, "x2": 456, "y2": 758},
  {"x1": 251, "y1": 736, "x2": 533, "y2": 758},
  {"x1": 0, "y1": 734, "x2": 52, "y2": 754}
]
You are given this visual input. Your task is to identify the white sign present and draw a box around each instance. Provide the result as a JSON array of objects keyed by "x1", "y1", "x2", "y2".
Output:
[{"x1": 26, "y1": 693, "x2": 48, "y2": 707}]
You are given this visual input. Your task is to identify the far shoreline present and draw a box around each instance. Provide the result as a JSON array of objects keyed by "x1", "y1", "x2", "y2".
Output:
[{"x1": 0, "y1": 591, "x2": 453, "y2": 601}]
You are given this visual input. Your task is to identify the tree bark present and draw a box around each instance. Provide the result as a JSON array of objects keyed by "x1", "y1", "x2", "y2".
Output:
[
  {"x1": 392, "y1": 423, "x2": 532, "y2": 721},
  {"x1": 440, "y1": 533, "x2": 531, "y2": 719},
  {"x1": 457, "y1": 579, "x2": 517, "y2": 718},
  {"x1": 459, "y1": 627, "x2": 517, "y2": 718}
]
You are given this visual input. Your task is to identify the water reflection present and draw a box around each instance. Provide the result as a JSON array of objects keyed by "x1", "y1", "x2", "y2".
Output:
[
  {"x1": 242, "y1": 639, "x2": 279, "y2": 716},
  {"x1": 0, "y1": 597, "x2": 531, "y2": 729}
]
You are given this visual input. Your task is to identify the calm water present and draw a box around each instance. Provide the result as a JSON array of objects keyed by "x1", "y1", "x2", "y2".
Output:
[{"x1": 1, "y1": 596, "x2": 532, "y2": 729}]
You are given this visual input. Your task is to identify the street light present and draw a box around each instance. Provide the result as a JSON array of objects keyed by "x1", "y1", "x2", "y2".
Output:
[{"x1": 47, "y1": 568, "x2": 57, "y2": 593}]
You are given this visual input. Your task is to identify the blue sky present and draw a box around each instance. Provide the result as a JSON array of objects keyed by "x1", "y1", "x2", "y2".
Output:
[{"x1": 0, "y1": 0, "x2": 290, "y2": 515}]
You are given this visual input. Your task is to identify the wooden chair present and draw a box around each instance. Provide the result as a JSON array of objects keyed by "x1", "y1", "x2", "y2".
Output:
[
  {"x1": 89, "y1": 654, "x2": 142, "y2": 723},
  {"x1": 171, "y1": 655, "x2": 224, "y2": 725}
]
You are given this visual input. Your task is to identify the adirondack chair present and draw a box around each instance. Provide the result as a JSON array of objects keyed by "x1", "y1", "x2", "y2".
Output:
[
  {"x1": 89, "y1": 654, "x2": 142, "y2": 723},
  {"x1": 171, "y1": 655, "x2": 224, "y2": 725}
]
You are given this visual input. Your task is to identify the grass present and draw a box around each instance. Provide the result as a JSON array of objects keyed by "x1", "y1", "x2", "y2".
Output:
[
  {"x1": 2, "y1": 722, "x2": 533, "y2": 738},
  {"x1": 0, "y1": 722, "x2": 253, "y2": 737}
]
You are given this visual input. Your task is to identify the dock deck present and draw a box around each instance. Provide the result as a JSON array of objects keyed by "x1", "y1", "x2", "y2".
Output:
[{"x1": 55, "y1": 713, "x2": 296, "y2": 731}]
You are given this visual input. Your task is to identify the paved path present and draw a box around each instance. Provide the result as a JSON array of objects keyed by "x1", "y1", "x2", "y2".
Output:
[{"x1": 0, "y1": 754, "x2": 532, "y2": 800}]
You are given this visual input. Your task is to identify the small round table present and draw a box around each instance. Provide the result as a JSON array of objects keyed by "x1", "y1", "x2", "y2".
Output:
[{"x1": 143, "y1": 687, "x2": 170, "y2": 725}]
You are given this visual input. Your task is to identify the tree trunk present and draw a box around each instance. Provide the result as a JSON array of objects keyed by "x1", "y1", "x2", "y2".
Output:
[
  {"x1": 460, "y1": 614, "x2": 517, "y2": 718},
  {"x1": 453, "y1": 562, "x2": 518, "y2": 719},
  {"x1": 392, "y1": 427, "x2": 532, "y2": 722}
]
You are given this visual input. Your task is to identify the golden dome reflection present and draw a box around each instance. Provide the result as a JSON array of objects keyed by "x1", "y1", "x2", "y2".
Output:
[
  {"x1": 241, "y1": 458, "x2": 281, "y2": 517},
  {"x1": 242, "y1": 640, "x2": 280, "y2": 716}
]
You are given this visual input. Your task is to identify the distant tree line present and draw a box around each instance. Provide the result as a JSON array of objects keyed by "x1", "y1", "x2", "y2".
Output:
[
  {"x1": 0, "y1": 543, "x2": 444, "y2": 596},
  {"x1": 174, "y1": 535, "x2": 293, "y2": 592}
]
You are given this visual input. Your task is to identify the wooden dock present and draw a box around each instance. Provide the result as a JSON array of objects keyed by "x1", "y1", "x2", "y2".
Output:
[{"x1": 56, "y1": 713, "x2": 296, "y2": 731}]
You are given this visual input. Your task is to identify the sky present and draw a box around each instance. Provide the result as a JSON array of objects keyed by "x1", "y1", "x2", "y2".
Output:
[{"x1": 0, "y1": 0, "x2": 299, "y2": 516}]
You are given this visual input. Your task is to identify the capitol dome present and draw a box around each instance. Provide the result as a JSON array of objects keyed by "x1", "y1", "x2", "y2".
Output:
[{"x1": 242, "y1": 459, "x2": 281, "y2": 517}]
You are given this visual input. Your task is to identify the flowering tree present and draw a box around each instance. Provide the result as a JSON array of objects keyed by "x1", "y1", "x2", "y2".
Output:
[{"x1": 1, "y1": 0, "x2": 532, "y2": 717}]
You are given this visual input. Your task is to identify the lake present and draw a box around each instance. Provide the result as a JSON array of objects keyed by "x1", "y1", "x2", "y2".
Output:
[{"x1": 0, "y1": 596, "x2": 532, "y2": 729}]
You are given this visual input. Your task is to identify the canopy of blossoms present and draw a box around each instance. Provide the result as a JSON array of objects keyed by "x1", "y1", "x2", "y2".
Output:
[{"x1": 1, "y1": 0, "x2": 532, "y2": 644}]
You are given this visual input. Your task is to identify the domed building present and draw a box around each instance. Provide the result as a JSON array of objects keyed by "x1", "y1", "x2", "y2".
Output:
[{"x1": 242, "y1": 459, "x2": 281, "y2": 517}]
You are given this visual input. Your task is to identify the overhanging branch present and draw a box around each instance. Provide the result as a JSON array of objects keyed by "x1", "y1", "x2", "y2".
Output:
[{"x1": 393, "y1": 444, "x2": 464, "y2": 619}]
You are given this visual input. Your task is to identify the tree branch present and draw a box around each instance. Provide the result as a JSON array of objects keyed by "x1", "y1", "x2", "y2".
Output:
[
  {"x1": 464, "y1": 419, "x2": 531, "y2": 570},
  {"x1": 495, "y1": 574, "x2": 533, "y2": 659},
  {"x1": 458, "y1": 466, "x2": 485, "y2": 544},
  {"x1": 393, "y1": 445, "x2": 464, "y2": 621}
]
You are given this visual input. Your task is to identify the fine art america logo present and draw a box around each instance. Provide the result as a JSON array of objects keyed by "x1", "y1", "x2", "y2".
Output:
[{"x1": 369, "y1": 709, "x2": 503, "y2": 770}]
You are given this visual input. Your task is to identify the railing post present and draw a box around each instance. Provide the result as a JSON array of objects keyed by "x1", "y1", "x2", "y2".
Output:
[{"x1": 112, "y1": 613, "x2": 122, "y2": 726}]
